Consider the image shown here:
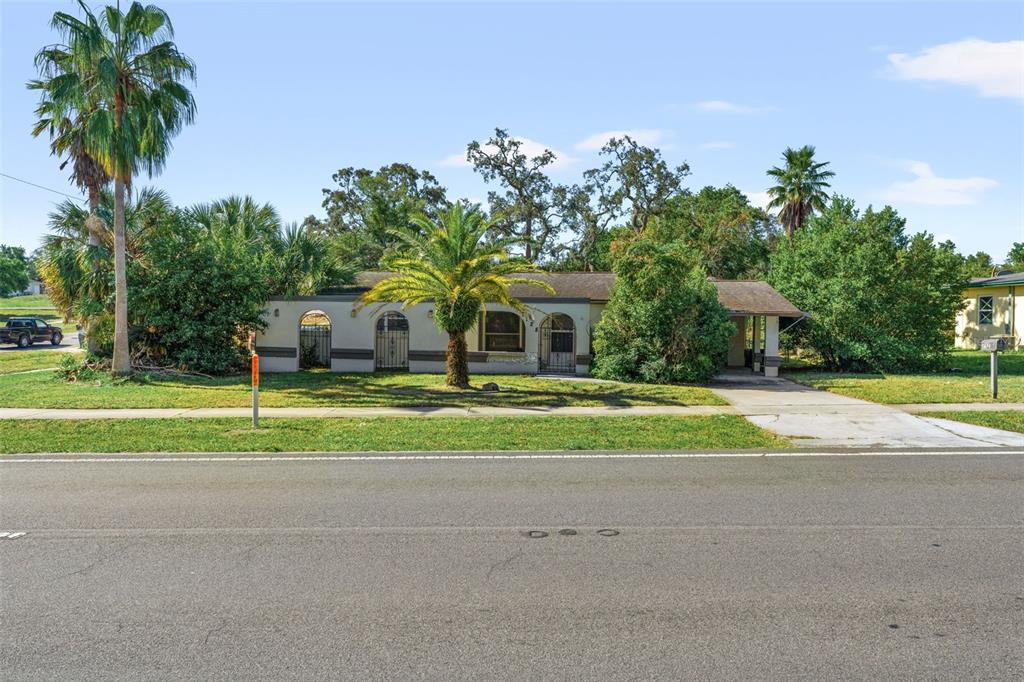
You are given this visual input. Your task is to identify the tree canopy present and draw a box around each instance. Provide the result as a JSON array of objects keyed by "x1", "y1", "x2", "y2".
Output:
[{"x1": 770, "y1": 197, "x2": 967, "y2": 372}]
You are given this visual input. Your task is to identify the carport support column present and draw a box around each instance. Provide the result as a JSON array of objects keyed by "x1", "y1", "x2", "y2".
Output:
[
  {"x1": 752, "y1": 316, "x2": 761, "y2": 373},
  {"x1": 764, "y1": 316, "x2": 780, "y2": 378}
]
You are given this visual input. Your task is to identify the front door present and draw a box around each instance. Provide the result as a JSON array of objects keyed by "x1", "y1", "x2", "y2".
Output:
[
  {"x1": 540, "y1": 314, "x2": 575, "y2": 374},
  {"x1": 375, "y1": 312, "x2": 409, "y2": 370}
]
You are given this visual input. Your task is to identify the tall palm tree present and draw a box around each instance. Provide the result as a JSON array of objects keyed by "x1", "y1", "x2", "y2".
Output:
[
  {"x1": 30, "y1": 11, "x2": 112, "y2": 349},
  {"x1": 357, "y1": 203, "x2": 552, "y2": 388},
  {"x1": 272, "y1": 222, "x2": 355, "y2": 296},
  {"x1": 188, "y1": 196, "x2": 281, "y2": 246},
  {"x1": 766, "y1": 145, "x2": 835, "y2": 239},
  {"x1": 45, "y1": 1, "x2": 196, "y2": 374}
]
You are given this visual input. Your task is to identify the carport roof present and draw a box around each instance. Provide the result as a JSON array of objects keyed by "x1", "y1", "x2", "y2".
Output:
[{"x1": 351, "y1": 271, "x2": 803, "y2": 316}]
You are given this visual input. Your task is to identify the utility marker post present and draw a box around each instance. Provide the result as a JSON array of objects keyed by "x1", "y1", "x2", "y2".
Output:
[
  {"x1": 980, "y1": 338, "x2": 1005, "y2": 400},
  {"x1": 252, "y1": 353, "x2": 260, "y2": 428}
]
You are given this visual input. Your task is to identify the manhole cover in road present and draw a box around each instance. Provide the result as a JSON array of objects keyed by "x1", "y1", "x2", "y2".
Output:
[
  {"x1": 522, "y1": 530, "x2": 548, "y2": 539},
  {"x1": 557, "y1": 529, "x2": 577, "y2": 536},
  {"x1": 596, "y1": 529, "x2": 619, "y2": 537}
]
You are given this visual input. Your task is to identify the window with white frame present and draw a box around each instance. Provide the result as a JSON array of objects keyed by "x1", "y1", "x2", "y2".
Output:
[
  {"x1": 483, "y1": 311, "x2": 525, "y2": 352},
  {"x1": 978, "y1": 296, "x2": 994, "y2": 325}
]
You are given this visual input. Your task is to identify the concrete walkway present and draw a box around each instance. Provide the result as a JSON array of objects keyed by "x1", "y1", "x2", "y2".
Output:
[
  {"x1": 0, "y1": 404, "x2": 736, "y2": 420},
  {"x1": 710, "y1": 378, "x2": 1022, "y2": 448}
]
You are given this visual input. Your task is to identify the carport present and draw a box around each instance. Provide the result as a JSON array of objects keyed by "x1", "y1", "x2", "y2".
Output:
[{"x1": 711, "y1": 280, "x2": 804, "y2": 378}]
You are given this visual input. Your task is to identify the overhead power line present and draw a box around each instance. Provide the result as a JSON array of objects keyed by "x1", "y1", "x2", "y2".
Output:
[{"x1": 0, "y1": 172, "x2": 87, "y2": 203}]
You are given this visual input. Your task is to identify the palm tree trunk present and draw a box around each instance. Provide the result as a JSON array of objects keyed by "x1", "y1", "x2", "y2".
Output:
[
  {"x1": 111, "y1": 176, "x2": 130, "y2": 375},
  {"x1": 445, "y1": 330, "x2": 470, "y2": 388},
  {"x1": 84, "y1": 187, "x2": 103, "y2": 354}
]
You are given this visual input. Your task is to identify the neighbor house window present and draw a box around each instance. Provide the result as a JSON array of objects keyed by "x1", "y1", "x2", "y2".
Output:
[
  {"x1": 483, "y1": 311, "x2": 524, "y2": 352},
  {"x1": 978, "y1": 296, "x2": 994, "y2": 325}
]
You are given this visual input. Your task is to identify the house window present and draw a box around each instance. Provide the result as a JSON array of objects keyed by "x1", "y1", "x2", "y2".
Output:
[
  {"x1": 978, "y1": 296, "x2": 994, "y2": 325},
  {"x1": 483, "y1": 311, "x2": 524, "y2": 352}
]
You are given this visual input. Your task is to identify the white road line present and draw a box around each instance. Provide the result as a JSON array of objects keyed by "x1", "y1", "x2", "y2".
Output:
[{"x1": 1, "y1": 450, "x2": 1022, "y2": 463}]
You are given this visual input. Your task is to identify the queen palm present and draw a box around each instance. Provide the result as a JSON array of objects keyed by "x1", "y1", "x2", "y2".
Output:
[
  {"x1": 43, "y1": 1, "x2": 196, "y2": 374},
  {"x1": 357, "y1": 202, "x2": 553, "y2": 388},
  {"x1": 766, "y1": 145, "x2": 835, "y2": 239}
]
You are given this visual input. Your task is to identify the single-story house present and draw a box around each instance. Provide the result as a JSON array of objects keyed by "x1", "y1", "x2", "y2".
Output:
[
  {"x1": 955, "y1": 271, "x2": 1022, "y2": 350},
  {"x1": 255, "y1": 272, "x2": 804, "y2": 378}
]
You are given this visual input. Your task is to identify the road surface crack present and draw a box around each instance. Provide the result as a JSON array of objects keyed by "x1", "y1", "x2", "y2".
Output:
[{"x1": 485, "y1": 547, "x2": 524, "y2": 581}]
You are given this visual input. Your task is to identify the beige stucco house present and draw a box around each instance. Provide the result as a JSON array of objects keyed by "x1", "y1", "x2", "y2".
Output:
[
  {"x1": 255, "y1": 272, "x2": 803, "y2": 378},
  {"x1": 955, "y1": 271, "x2": 1022, "y2": 349}
]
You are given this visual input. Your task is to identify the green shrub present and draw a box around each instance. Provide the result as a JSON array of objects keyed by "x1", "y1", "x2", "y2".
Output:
[
  {"x1": 770, "y1": 197, "x2": 967, "y2": 372},
  {"x1": 593, "y1": 238, "x2": 734, "y2": 383}
]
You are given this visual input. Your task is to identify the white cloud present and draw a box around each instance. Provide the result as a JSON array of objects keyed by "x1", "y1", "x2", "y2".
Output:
[
  {"x1": 880, "y1": 161, "x2": 998, "y2": 206},
  {"x1": 886, "y1": 39, "x2": 1024, "y2": 99},
  {"x1": 695, "y1": 100, "x2": 771, "y2": 114},
  {"x1": 744, "y1": 191, "x2": 771, "y2": 210},
  {"x1": 439, "y1": 137, "x2": 576, "y2": 170},
  {"x1": 699, "y1": 141, "x2": 735, "y2": 150},
  {"x1": 575, "y1": 129, "x2": 666, "y2": 151}
]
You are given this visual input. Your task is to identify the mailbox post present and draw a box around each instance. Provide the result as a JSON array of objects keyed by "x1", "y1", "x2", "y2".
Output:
[{"x1": 980, "y1": 338, "x2": 1005, "y2": 399}]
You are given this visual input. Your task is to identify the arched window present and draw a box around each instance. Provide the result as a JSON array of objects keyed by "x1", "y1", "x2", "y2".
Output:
[{"x1": 482, "y1": 311, "x2": 525, "y2": 352}]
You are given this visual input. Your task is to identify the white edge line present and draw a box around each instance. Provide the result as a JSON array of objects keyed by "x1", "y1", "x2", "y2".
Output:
[{"x1": 1, "y1": 450, "x2": 1023, "y2": 463}]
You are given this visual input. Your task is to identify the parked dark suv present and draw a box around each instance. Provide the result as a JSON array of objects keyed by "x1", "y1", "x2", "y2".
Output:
[{"x1": 0, "y1": 318, "x2": 63, "y2": 348}]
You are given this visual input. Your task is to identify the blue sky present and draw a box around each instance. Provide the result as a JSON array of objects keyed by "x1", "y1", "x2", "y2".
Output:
[{"x1": 2, "y1": 1, "x2": 1022, "y2": 260}]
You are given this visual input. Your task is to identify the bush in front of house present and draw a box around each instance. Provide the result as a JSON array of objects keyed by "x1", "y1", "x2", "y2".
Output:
[
  {"x1": 592, "y1": 238, "x2": 734, "y2": 383},
  {"x1": 770, "y1": 196, "x2": 967, "y2": 373},
  {"x1": 130, "y1": 217, "x2": 271, "y2": 375}
]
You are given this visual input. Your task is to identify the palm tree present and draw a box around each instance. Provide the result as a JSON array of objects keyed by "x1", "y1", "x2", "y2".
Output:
[
  {"x1": 357, "y1": 202, "x2": 552, "y2": 388},
  {"x1": 45, "y1": 1, "x2": 196, "y2": 374},
  {"x1": 189, "y1": 196, "x2": 281, "y2": 246},
  {"x1": 38, "y1": 188, "x2": 172, "y2": 333},
  {"x1": 766, "y1": 145, "x2": 835, "y2": 239},
  {"x1": 272, "y1": 222, "x2": 355, "y2": 296},
  {"x1": 30, "y1": 11, "x2": 112, "y2": 349}
]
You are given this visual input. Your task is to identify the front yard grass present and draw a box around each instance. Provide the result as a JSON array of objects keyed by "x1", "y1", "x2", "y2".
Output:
[
  {"x1": 786, "y1": 350, "x2": 1023, "y2": 404},
  {"x1": 921, "y1": 411, "x2": 1024, "y2": 435},
  {"x1": 0, "y1": 369, "x2": 726, "y2": 409},
  {"x1": 0, "y1": 351, "x2": 64, "y2": 375},
  {"x1": 0, "y1": 415, "x2": 785, "y2": 453}
]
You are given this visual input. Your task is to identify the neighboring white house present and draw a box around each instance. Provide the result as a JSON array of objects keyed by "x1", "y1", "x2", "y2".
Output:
[
  {"x1": 20, "y1": 280, "x2": 44, "y2": 296},
  {"x1": 954, "y1": 271, "x2": 1022, "y2": 350},
  {"x1": 255, "y1": 272, "x2": 804, "y2": 378}
]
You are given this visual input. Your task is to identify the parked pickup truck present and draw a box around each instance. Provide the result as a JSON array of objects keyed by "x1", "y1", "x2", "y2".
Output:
[{"x1": 0, "y1": 318, "x2": 63, "y2": 348}]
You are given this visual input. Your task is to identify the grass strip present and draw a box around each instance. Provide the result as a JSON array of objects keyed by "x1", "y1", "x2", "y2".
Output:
[
  {"x1": 0, "y1": 370, "x2": 726, "y2": 409},
  {"x1": 0, "y1": 415, "x2": 787, "y2": 453},
  {"x1": 922, "y1": 410, "x2": 1024, "y2": 435}
]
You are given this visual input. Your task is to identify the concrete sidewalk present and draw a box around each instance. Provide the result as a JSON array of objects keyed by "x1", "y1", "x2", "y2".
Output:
[
  {"x1": 0, "y1": 404, "x2": 736, "y2": 420},
  {"x1": 710, "y1": 379, "x2": 1022, "y2": 448}
]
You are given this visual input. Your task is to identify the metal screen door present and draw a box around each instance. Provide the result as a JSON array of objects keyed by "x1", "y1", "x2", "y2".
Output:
[
  {"x1": 375, "y1": 312, "x2": 409, "y2": 370},
  {"x1": 299, "y1": 313, "x2": 331, "y2": 369},
  {"x1": 539, "y1": 313, "x2": 575, "y2": 374}
]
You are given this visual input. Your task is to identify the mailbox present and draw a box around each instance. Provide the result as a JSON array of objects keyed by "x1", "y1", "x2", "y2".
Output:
[{"x1": 981, "y1": 338, "x2": 1006, "y2": 352}]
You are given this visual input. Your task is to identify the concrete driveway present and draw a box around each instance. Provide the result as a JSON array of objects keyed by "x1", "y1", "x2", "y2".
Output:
[{"x1": 711, "y1": 376, "x2": 1022, "y2": 448}]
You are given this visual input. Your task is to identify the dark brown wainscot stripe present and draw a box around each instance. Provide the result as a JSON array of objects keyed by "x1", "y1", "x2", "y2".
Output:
[
  {"x1": 330, "y1": 348, "x2": 374, "y2": 359},
  {"x1": 254, "y1": 346, "x2": 297, "y2": 359}
]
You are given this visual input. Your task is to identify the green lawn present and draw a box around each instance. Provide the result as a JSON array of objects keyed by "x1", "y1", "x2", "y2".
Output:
[
  {"x1": 0, "y1": 369, "x2": 726, "y2": 409},
  {"x1": 0, "y1": 415, "x2": 785, "y2": 453},
  {"x1": 0, "y1": 294, "x2": 54, "y2": 310},
  {"x1": 922, "y1": 410, "x2": 1024, "y2": 435},
  {"x1": 0, "y1": 351, "x2": 64, "y2": 375},
  {"x1": 786, "y1": 351, "x2": 1024, "y2": 404}
]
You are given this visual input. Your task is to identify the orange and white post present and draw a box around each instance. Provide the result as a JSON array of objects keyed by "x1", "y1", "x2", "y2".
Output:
[{"x1": 251, "y1": 353, "x2": 260, "y2": 428}]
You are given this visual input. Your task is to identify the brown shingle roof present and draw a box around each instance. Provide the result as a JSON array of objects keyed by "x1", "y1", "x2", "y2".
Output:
[{"x1": 353, "y1": 271, "x2": 803, "y2": 316}]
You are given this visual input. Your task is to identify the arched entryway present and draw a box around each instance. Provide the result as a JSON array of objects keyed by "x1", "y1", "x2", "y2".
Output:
[
  {"x1": 375, "y1": 311, "x2": 409, "y2": 371},
  {"x1": 539, "y1": 313, "x2": 575, "y2": 374},
  {"x1": 299, "y1": 310, "x2": 331, "y2": 369}
]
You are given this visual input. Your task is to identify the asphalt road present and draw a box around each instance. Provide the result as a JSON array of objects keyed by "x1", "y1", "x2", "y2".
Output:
[{"x1": 2, "y1": 451, "x2": 1022, "y2": 680}]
